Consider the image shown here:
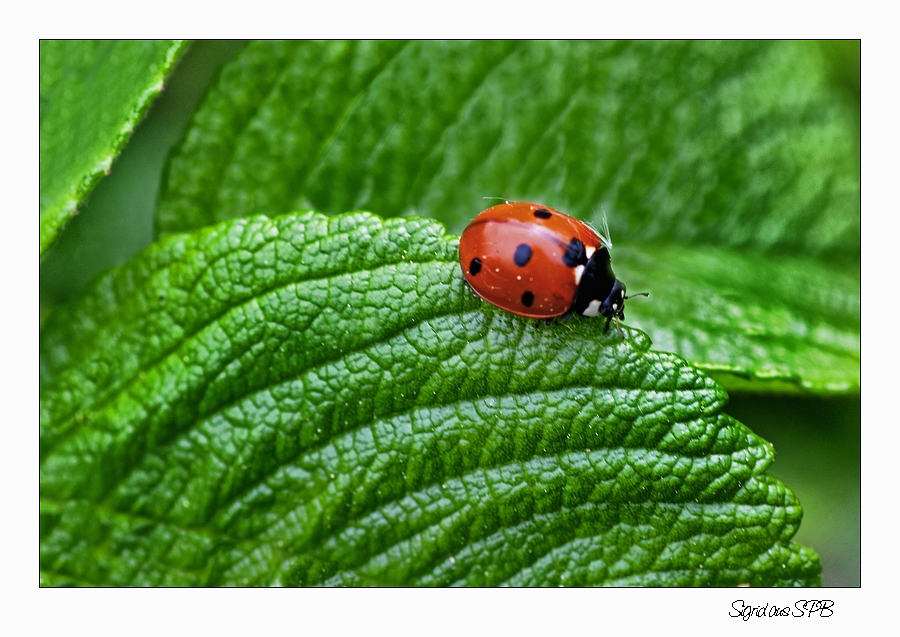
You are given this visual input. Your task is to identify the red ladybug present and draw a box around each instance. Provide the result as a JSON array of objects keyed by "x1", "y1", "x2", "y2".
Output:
[{"x1": 458, "y1": 202, "x2": 647, "y2": 336}]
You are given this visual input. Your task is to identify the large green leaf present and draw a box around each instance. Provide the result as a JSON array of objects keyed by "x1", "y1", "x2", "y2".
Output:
[
  {"x1": 40, "y1": 212, "x2": 819, "y2": 586},
  {"x1": 40, "y1": 40, "x2": 187, "y2": 255},
  {"x1": 155, "y1": 40, "x2": 859, "y2": 394}
]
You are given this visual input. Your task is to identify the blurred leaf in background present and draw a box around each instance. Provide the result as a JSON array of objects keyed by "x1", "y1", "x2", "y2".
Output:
[
  {"x1": 39, "y1": 40, "x2": 187, "y2": 255},
  {"x1": 40, "y1": 40, "x2": 859, "y2": 586},
  {"x1": 40, "y1": 41, "x2": 247, "y2": 314}
]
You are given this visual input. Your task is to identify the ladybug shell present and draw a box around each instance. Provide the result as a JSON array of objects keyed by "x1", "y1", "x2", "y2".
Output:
[{"x1": 459, "y1": 202, "x2": 604, "y2": 319}]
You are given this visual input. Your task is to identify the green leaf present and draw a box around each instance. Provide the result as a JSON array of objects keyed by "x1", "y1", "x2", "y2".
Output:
[
  {"x1": 40, "y1": 212, "x2": 820, "y2": 586},
  {"x1": 40, "y1": 40, "x2": 188, "y2": 256},
  {"x1": 620, "y1": 245, "x2": 860, "y2": 393},
  {"x1": 155, "y1": 40, "x2": 859, "y2": 395}
]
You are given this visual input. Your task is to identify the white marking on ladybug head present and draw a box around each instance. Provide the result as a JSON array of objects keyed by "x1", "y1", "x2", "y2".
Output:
[
  {"x1": 584, "y1": 246, "x2": 596, "y2": 259},
  {"x1": 582, "y1": 299, "x2": 602, "y2": 317},
  {"x1": 574, "y1": 264, "x2": 585, "y2": 285}
]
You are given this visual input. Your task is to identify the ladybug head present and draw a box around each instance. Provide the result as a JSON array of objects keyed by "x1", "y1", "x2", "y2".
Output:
[
  {"x1": 599, "y1": 279, "x2": 628, "y2": 320},
  {"x1": 599, "y1": 279, "x2": 649, "y2": 337},
  {"x1": 572, "y1": 247, "x2": 648, "y2": 337}
]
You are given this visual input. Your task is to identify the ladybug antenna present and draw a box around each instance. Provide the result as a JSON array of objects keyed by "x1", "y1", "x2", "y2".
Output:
[{"x1": 625, "y1": 292, "x2": 649, "y2": 301}]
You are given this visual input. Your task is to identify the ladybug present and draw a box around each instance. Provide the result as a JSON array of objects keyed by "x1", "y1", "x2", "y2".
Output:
[{"x1": 458, "y1": 202, "x2": 647, "y2": 336}]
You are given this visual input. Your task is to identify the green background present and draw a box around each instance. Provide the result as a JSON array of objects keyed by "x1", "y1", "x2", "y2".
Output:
[{"x1": 40, "y1": 40, "x2": 859, "y2": 586}]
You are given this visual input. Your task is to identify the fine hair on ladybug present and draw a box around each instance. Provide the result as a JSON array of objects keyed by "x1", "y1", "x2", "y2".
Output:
[{"x1": 459, "y1": 201, "x2": 648, "y2": 338}]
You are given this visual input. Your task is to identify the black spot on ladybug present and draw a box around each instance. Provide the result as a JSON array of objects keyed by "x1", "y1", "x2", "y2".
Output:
[
  {"x1": 563, "y1": 238, "x2": 587, "y2": 267},
  {"x1": 521, "y1": 291, "x2": 535, "y2": 307},
  {"x1": 469, "y1": 258, "x2": 482, "y2": 275},
  {"x1": 514, "y1": 244, "x2": 532, "y2": 267},
  {"x1": 534, "y1": 208, "x2": 552, "y2": 219}
]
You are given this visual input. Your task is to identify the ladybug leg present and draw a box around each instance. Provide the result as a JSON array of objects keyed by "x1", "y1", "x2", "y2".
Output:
[
  {"x1": 603, "y1": 315, "x2": 612, "y2": 333},
  {"x1": 541, "y1": 310, "x2": 573, "y2": 326}
]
